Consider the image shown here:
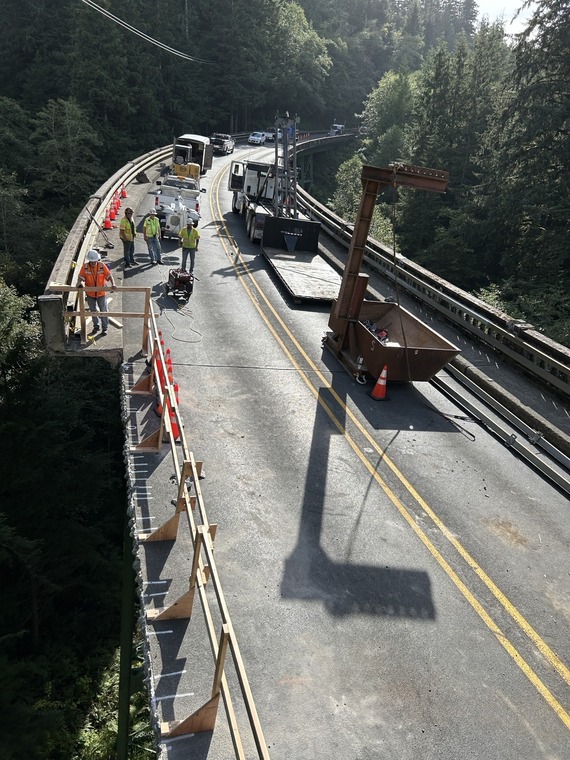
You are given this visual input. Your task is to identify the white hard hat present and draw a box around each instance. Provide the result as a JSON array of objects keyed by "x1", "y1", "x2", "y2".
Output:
[
  {"x1": 149, "y1": 208, "x2": 156, "y2": 214},
  {"x1": 87, "y1": 249, "x2": 101, "y2": 262}
]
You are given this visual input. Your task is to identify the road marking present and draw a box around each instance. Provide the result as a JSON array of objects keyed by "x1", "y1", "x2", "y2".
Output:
[{"x1": 209, "y1": 167, "x2": 570, "y2": 727}]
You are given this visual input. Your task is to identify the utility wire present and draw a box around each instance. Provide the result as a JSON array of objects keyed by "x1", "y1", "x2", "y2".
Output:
[{"x1": 79, "y1": 0, "x2": 214, "y2": 64}]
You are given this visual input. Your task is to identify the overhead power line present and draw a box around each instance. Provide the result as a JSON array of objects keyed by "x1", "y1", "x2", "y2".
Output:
[{"x1": 79, "y1": 0, "x2": 214, "y2": 64}]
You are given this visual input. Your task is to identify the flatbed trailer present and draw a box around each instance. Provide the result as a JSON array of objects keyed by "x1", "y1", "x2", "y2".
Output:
[
  {"x1": 261, "y1": 247, "x2": 342, "y2": 303},
  {"x1": 260, "y1": 215, "x2": 341, "y2": 303}
]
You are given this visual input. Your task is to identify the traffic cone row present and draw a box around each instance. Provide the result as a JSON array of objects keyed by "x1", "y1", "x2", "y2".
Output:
[
  {"x1": 371, "y1": 365, "x2": 388, "y2": 400},
  {"x1": 153, "y1": 335, "x2": 180, "y2": 441}
]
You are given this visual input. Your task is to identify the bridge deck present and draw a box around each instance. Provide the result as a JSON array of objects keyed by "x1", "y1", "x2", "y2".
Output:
[{"x1": 83, "y1": 162, "x2": 570, "y2": 760}]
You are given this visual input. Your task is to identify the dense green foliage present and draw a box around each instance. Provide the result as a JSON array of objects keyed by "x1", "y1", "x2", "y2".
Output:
[
  {"x1": 0, "y1": 0, "x2": 567, "y2": 756},
  {"x1": 332, "y1": 2, "x2": 569, "y2": 344}
]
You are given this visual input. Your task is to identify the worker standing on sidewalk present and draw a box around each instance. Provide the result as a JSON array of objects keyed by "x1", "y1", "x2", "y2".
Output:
[
  {"x1": 78, "y1": 250, "x2": 116, "y2": 337},
  {"x1": 119, "y1": 207, "x2": 137, "y2": 268},
  {"x1": 143, "y1": 209, "x2": 162, "y2": 265},
  {"x1": 179, "y1": 220, "x2": 200, "y2": 272}
]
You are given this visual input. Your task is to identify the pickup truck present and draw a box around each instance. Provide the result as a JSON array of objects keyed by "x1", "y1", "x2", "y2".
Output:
[
  {"x1": 263, "y1": 128, "x2": 282, "y2": 142},
  {"x1": 210, "y1": 133, "x2": 235, "y2": 155},
  {"x1": 153, "y1": 182, "x2": 206, "y2": 238}
]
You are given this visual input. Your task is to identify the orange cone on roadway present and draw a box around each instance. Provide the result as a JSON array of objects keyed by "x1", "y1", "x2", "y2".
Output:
[
  {"x1": 121, "y1": 182, "x2": 127, "y2": 198},
  {"x1": 103, "y1": 208, "x2": 113, "y2": 229},
  {"x1": 371, "y1": 365, "x2": 388, "y2": 400}
]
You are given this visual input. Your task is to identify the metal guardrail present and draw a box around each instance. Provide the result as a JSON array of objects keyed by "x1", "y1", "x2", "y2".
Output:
[{"x1": 296, "y1": 183, "x2": 570, "y2": 398}]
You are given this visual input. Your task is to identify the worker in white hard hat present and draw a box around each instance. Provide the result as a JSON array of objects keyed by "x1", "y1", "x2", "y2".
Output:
[
  {"x1": 78, "y1": 250, "x2": 116, "y2": 336},
  {"x1": 143, "y1": 208, "x2": 163, "y2": 265}
]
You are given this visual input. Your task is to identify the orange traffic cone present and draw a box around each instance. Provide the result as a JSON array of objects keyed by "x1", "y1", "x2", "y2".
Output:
[
  {"x1": 166, "y1": 396, "x2": 180, "y2": 441},
  {"x1": 371, "y1": 365, "x2": 388, "y2": 400},
  {"x1": 103, "y1": 208, "x2": 112, "y2": 229},
  {"x1": 121, "y1": 182, "x2": 127, "y2": 198},
  {"x1": 109, "y1": 203, "x2": 116, "y2": 221}
]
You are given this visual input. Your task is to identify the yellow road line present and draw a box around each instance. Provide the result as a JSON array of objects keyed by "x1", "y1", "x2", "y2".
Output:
[{"x1": 209, "y1": 167, "x2": 570, "y2": 727}]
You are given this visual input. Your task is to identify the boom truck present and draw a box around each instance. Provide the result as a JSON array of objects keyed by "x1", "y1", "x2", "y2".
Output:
[
  {"x1": 172, "y1": 133, "x2": 213, "y2": 179},
  {"x1": 228, "y1": 113, "x2": 342, "y2": 302}
]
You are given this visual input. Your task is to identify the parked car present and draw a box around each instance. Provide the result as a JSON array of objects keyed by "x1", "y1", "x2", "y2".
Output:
[{"x1": 248, "y1": 131, "x2": 266, "y2": 145}]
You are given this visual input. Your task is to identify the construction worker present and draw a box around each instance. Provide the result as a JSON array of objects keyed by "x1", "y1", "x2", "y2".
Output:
[
  {"x1": 78, "y1": 250, "x2": 116, "y2": 336},
  {"x1": 119, "y1": 207, "x2": 136, "y2": 268},
  {"x1": 179, "y1": 219, "x2": 200, "y2": 272},
  {"x1": 143, "y1": 208, "x2": 162, "y2": 265}
]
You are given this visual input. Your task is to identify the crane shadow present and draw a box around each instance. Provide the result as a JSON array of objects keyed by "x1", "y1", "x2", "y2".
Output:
[{"x1": 281, "y1": 385, "x2": 435, "y2": 621}]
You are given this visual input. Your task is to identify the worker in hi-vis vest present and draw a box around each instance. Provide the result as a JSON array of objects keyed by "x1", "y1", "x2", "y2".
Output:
[
  {"x1": 179, "y1": 220, "x2": 200, "y2": 272},
  {"x1": 143, "y1": 208, "x2": 162, "y2": 265},
  {"x1": 78, "y1": 249, "x2": 116, "y2": 336},
  {"x1": 119, "y1": 207, "x2": 136, "y2": 268}
]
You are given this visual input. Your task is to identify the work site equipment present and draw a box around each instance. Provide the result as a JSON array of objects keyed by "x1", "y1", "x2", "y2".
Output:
[
  {"x1": 165, "y1": 268, "x2": 194, "y2": 301},
  {"x1": 324, "y1": 163, "x2": 460, "y2": 382},
  {"x1": 371, "y1": 365, "x2": 388, "y2": 400},
  {"x1": 86, "y1": 208, "x2": 115, "y2": 247}
]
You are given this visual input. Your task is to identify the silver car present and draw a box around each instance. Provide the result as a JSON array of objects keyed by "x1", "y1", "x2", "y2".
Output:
[{"x1": 248, "y1": 131, "x2": 266, "y2": 145}]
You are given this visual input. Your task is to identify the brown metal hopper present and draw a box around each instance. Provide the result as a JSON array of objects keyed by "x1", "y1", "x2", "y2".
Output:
[{"x1": 324, "y1": 163, "x2": 460, "y2": 382}]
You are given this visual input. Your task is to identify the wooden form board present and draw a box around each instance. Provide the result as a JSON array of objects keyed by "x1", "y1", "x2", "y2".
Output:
[{"x1": 262, "y1": 246, "x2": 342, "y2": 303}]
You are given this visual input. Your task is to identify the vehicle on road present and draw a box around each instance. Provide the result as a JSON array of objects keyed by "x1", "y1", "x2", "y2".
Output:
[
  {"x1": 248, "y1": 131, "x2": 266, "y2": 145},
  {"x1": 153, "y1": 184, "x2": 204, "y2": 238},
  {"x1": 211, "y1": 133, "x2": 235, "y2": 155},
  {"x1": 263, "y1": 128, "x2": 282, "y2": 142},
  {"x1": 161, "y1": 175, "x2": 201, "y2": 192},
  {"x1": 172, "y1": 134, "x2": 213, "y2": 177},
  {"x1": 159, "y1": 203, "x2": 200, "y2": 241}
]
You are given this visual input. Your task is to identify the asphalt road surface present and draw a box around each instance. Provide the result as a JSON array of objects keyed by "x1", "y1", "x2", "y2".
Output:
[{"x1": 117, "y1": 146, "x2": 569, "y2": 760}]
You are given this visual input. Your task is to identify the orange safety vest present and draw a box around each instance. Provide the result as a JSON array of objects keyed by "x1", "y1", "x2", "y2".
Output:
[{"x1": 80, "y1": 262, "x2": 111, "y2": 298}]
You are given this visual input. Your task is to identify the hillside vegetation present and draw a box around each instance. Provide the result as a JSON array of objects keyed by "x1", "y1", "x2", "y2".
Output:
[{"x1": 0, "y1": 1, "x2": 567, "y2": 757}]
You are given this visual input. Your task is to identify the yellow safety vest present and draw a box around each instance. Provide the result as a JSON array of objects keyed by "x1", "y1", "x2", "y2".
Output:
[
  {"x1": 120, "y1": 216, "x2": 136, "y2": 241},
  {"x1": 144, "y1": 216, "x2": 160, "y2": 237},
  {"x1": 180, "y1": 227, "x2": 200, "y2": 249}
]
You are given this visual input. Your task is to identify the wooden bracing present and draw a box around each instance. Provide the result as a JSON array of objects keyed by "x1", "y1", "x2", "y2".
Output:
[{"x1": 160, "y1": 625, "x2": 229, "y2": 738}]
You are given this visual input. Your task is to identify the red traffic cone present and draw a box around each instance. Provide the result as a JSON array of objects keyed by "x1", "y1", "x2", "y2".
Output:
[
  {"x1": 121, "y1": 182, "x2": 127, "y2": 198},
  {"x1": 103, "y1": 208, "x2": 113, "y2": 229},
  {"x1": 371, "y1": 365, "x2": 388, "y2": 400}
]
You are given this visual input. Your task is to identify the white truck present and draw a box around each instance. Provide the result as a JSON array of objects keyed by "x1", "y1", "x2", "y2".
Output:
[
  {"x1": 153, "y1": 181, "x2": 206, "y2": 239},
  {"x1": 228, "y1": 159, "x2": 277, "y2": 242},
  {"x1": 172, "y1": 134, "x2": 214, "y2": 178}
]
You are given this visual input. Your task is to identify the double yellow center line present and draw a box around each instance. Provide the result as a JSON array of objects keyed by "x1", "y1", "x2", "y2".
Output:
[{"x1": 209, "y1": 165, "x2": 570, "y2": 729}]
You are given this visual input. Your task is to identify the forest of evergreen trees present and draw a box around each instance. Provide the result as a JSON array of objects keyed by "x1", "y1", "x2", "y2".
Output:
[{"x1": 0, "y1": 0, "x2": 567, "y2": 757}]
